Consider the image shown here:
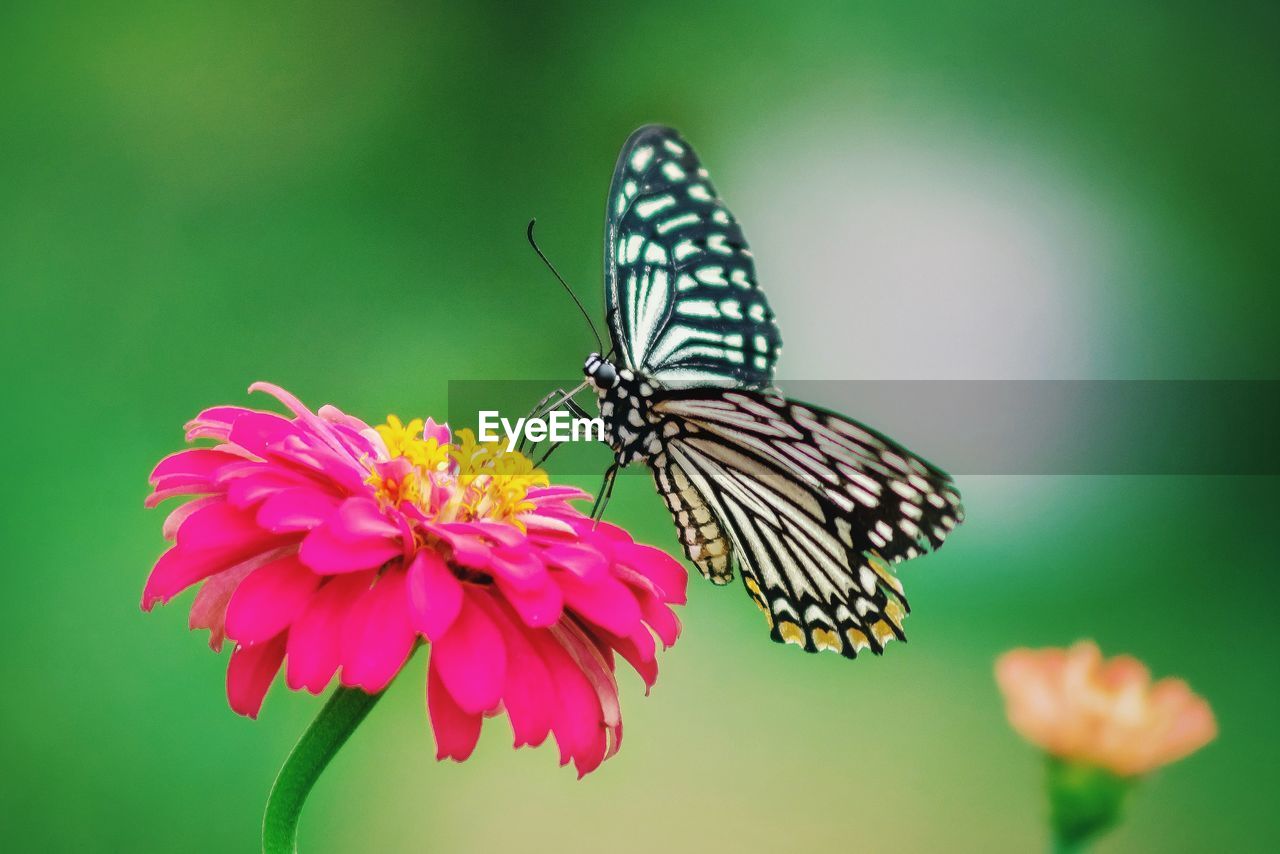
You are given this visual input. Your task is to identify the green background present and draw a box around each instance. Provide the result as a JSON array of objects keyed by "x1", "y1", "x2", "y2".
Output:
[{"x1": 2, "y1": 2, "x2": 1276, "y2": 851}]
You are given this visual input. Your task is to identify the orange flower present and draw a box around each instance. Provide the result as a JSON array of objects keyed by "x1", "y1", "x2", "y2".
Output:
[{"x1": 995, "y1": 640, "x2": 1216, "y2": 777}]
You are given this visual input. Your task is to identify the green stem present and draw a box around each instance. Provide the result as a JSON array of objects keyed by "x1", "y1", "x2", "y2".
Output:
[
  {"x1": 262, "y1": 686, "x2": 383, "y2": 854},
  {"x1": 1044, "y1": 757, "x2": 1131, "y2": 854},
  {"x1": 1051, "y1": 833, "x2": 1087, "y2": 854}
]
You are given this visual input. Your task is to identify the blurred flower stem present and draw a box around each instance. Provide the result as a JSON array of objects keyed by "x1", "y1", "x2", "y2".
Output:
[
  {"x1": 1045, "y1": 757, "x2": 1132, "y2": 853},
  {"x1": 263, "y1": 687, "x2": 383, "y2": 854}
]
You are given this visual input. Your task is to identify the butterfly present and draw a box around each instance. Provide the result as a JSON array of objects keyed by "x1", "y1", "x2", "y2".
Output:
[{"x1": 573, "y1": 125, "x2": 964, "y2": 659}]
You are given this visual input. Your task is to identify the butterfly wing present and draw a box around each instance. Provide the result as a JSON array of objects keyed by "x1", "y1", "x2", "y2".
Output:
[
  {"x1": 651, "y1": 453, "x2": 735, "y2": 584},
  {"x1": 650, "y1": 389, "x2": 964, "y2": 658},
  {"x1": 604, "y1": 125, "x2": 781, "y2": 389}
]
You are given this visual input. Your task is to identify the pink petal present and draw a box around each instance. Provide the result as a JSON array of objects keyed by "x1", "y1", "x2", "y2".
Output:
[
  {"x1": 188, "y1": 549, "x2": 289, "y2": 650},
  {"x1": 521, "y1": 513, "x2": 577, "y2": 535},
  {"x1": 285, "y1": 571, "x2": 374, "y2": 693},
  {"x1": 540, "y1": 543, "x2": 607, "y2": 580},
  {"x1": 405, "y1": 550, "x2": 463, "y2": 642},
  {"x1": 174, "y1": 501, "x2": 267, "y2": 553},
  {"x1": 471, "y1": 521, "x2": 526, "y2": 548},
  {"x1": 619, "y1": 543, "x2": 688, "y2": 604},
  {"x1": 339, "y1": 566, "x2": 418, "y2": 693},
  {"x1": 557, "y1": 572, "x2": 644, "y2": 637},
  {"x1": 142, "y1": 528, "x2": 290, "y2": 610},
  {"x1": 602, "y1": 630, "x2": 660, "y2": 691},
  {"x1": 530, "y1": 629, "x2": 605, "y2": 775},
  {"x1": 472, "y1": 595, "x2": 553, "y2": 749},
  {"x1": 427, "y1": 663, "x2": 482, "y2": 762},
  {"x1": 495, "y1": 575, "x2": 564, "y2": 628},
  {"x1": 162, "y1": 495, "x2": 219, "y2": 541},
  {"x1": 227, "y1": 410, "x2": 300, "y2": 459},
  {"x1": 224, "y1": 554, "x2": 320, "y2": 644},
  {"x1": 623, "y1": 621, "x2": 657, "y2": 663},
  {"x1": 298, "y1": 523, "x2": 400, "y2": 574},
  {"x1": 639, "y1": 595, "x2": 681, "y2": 648},
  {"x1": 317, "y1": 405, "x2": 383, "y2": 459},
  {"x1": 146, "y1": 485, "x2": 215, "y2": 507},
  {"x1": 277, "y1": 438, "x2": 374, "y2": 494},
  {"x1": 422, "y1": 418, "x2": 451, "y2": 444},
  {"x1": 554, "y1": 622, "x2": 622, "y2": 766},
  {"x1": 425, "y1": 523, "x2": 493, "y2": 570},
  {"x1": 487, "y1": 546, "x2": 549, "y2": 592},
  {"x1": 431, "y1": 589, "x2": 507, "y2": 714},
  {"x1": 332, "y1": 497, "x2": 401, "y2": 541},
  {"x1": 225, "y1": 467, "x2": 321, "y2": 508},
  {"x1": 256, "y1": 489, "x2": 340, "y2": 533},
  {"x1": 150, "y1": 448, "x2": 243, "y2": 485},
  {"x1": 226, "y1": 634, "x2": 287, "y2": 718},
  {"x1": 184, "y1": 405, "x2": 254, "y2": 441},
  {"x1": 525, "y1": 485, "x2": 592, "y2": 502},
  {"x1": 248, "y1": 382, "x2": 361, "y2": 460}
]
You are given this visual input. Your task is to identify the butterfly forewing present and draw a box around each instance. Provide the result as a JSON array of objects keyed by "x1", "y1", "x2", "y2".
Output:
[{"x1": 605, "y1": 125, "x2": 781, "y2": 389}]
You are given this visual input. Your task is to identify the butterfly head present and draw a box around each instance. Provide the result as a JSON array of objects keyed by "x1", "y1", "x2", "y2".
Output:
[{"x1": 583, "y1": 353, "x2": 619, "y2": 391}]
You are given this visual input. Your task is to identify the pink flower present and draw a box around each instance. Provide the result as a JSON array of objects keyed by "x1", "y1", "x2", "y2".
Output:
[
  {"x1": 995, "y1": 640, "x2": 1216, "y2": 777},
  {"x1": 143, "y1": 383, "x2": 686, "y2": 776}
]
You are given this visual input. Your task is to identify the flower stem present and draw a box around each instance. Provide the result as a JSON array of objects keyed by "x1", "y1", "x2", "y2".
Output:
[
  {"x1": 1043, "y1": 757, "x2": 1131, "y2": 854},
  {"x1": 1051, "y1": 834, "x2": 1087, "y2": 854},
  {"x1": 262, "y1": 686, "x2": 383, "y2": 854}
]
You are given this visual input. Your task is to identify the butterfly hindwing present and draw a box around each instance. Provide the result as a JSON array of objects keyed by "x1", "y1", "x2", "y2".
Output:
[
  {"x1": 604, "y1": 125, "x2": 781, "y2": 389},
  {"x1": 652, "y1": 389, "x2": 964, "y2": 657},
  {"x1": 650, "y1": 453, "x2": 734, "y2": 584}
]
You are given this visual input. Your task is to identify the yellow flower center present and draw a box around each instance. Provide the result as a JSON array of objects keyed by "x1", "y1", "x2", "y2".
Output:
[
  {"x1": 448, "y1": 428, "x2": 549, "y2": 525},
  {"x1": 368, "y1": 418, "x2": 547, "y2": 526},
  {"x1": 367, "y1": 469, "x2": 421, "y2": 507},
  {"x1": 375, "y1": 416, "x2": 451, "y2": 472}
]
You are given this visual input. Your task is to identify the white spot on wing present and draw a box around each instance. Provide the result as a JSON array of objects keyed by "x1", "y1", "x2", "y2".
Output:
[
  {"x1": 662, "y1": 161, "x2": 687, "y2": 182},
  {"x1": 658, "y1": 212, "x2": 700, "y2": 234},
  {"x1": 636, "y1": 195, "x2": 676, "y2": 219},
  {"x1": 676, "y1": 300, "x2": 720, "y2": 318},
  {"x1": 695, "y1": 266, "x2": 727, "y2": 286},
  {"x1": 675, "y1": 240, "x2": 701, "y2": 260},
  {"x1": 625, "y1": 234, "x2": 644, "y2": 264},
  {"x1": 630, "y1": 146, "x2": 654, "y2": 172}
]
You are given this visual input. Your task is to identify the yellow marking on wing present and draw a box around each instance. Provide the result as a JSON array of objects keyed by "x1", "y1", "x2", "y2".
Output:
[
  {"x1": 871, "y1": 620, "x2": 896, "y2": 646},
  {"x1": 811, "y1": 628, "x2": 841, "y2": 653},
  {"x1": 845, "y1": 628, "x2": 870, "y2": 653},
  {"x1": 778, "y1": 621, "x2": 805, "y2": 646}
]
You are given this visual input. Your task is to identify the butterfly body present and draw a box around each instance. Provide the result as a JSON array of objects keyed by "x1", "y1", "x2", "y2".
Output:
[
  {"x1": 584, "y1": 352, "x2": 664, "y2": 466},
  {"x1": 582, "y1": 125, "x2": 965, "y2": 659}
]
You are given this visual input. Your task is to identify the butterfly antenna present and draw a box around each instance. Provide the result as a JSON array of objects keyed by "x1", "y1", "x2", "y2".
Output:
[{"x1": 526, "y1": 219, "x2": 604, "y2": 352}]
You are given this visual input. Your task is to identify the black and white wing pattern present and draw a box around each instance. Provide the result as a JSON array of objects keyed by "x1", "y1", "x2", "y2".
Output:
[
  {"x1": 650, "y1": 389, "x2": 964, "y2": 658},
  {"x1": 604, "y1": 125, "x2": 781, "y2": 389}
]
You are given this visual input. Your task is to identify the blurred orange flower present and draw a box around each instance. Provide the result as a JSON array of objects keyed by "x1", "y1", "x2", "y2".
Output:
[{"x1": 995, "y1": 640, "x2": 1216, "y2": 776}]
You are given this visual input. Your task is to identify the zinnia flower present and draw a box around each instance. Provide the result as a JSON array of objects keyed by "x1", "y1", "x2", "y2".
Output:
[
  {"x1": 142, "y1": 382, "x2": 686, "y2": 777},
  {"x1": 995, "y1": 640, "x2": 1216, "y2": 777}
]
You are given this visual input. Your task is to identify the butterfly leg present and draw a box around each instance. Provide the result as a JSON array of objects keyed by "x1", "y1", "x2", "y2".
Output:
[
  {"x1": 531, "y1": 397, "x2": 595, "y2": 468},
  {"x1": 515, "y1": 388, "x2": 564, "y2": 454},
  {"x1": 589, "y1": 462, "x2": 620, "y2": 523},
  {"x1": 517, "y1": 384, "x2": 592, "y2": 459}
]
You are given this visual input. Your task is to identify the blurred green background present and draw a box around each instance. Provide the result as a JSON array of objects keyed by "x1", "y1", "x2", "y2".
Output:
[{"x1": 3, "y1": 2, "x2": 1277, "y2": 851}]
